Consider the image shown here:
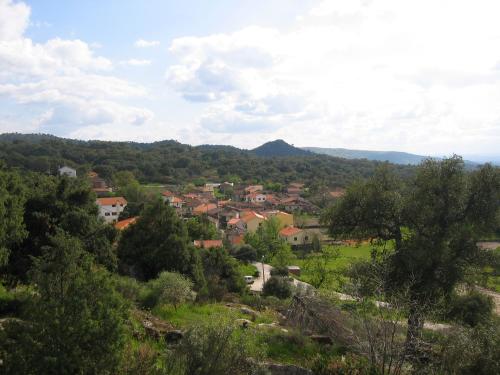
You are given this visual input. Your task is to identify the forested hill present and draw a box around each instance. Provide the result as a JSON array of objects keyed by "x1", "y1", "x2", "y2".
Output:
[
  {"x1": 251, "y1": 139, "x2": 312, "y2": 157},
  {"x1": 0, "y1": 133, "x2": 414, "y2": 186}
]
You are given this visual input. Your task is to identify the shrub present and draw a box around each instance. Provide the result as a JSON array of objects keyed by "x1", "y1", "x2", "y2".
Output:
[
  {"x1": 447, "y1": 291, "x2": 493, "y2": 327},
  {"x1": 262, "y1": 277, "x2": 293, "y2": 299},
  {"x1": 164, "y1": 319, "x2": 265, "y2": 375},
  {"x1": 232, "y1": 245, "x2": 258, "y2": 263},
  {"x1": 146, "y1": 271, "x2": 194, "y2": 310}
]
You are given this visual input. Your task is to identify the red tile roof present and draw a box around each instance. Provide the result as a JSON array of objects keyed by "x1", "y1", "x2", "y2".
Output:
[
  {"x1": 228, "y1": 218, "x2": 242, "y2": 226},
  {"x1": 279, "y1": 226, "x2": 302, "y2": 237},
  {"x1": 162, "y1": 190, "x2": 175, "y2": 197},
  {"x1": 96, "y1": 197, "x2": 127, "y2": 206},
  {"x1": 193, "y1": 240, "x2": 223, "y2": 249},
  {"x1": 193, "y1": 203, "x2": 217, "y2": 215},
  {"x1": 241, "y1": 211, "x2": 265, "y2": 222},
  {"x1": 114, "y1": 217, "x2": 138, "y2": 230}
]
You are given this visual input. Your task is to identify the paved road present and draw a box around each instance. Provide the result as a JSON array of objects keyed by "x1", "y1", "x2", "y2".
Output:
[{"x1": 250, "y1": 262, "x2": 272, "y2": 292}]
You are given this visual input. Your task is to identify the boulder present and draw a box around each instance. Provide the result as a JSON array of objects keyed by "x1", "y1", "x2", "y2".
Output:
[{"x1": 165, "y1": 330, "x2": 183, "y2": 344}]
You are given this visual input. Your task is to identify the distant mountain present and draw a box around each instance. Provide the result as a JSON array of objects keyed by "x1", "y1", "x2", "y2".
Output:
[
  {"x1": 251, "y1": 140, "x2": 312, "y2": 157},
  {"x1": 303, "y1": 146, "x2": 481, "y2": 169},
  {"x1": 303, "y1": 147, "x2": 428, "y2": 165}
]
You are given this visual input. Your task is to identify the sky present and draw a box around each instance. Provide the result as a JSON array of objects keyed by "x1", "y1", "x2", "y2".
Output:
[{"x1": 1, "y1": 0, "x2": 500, "y2": 161}]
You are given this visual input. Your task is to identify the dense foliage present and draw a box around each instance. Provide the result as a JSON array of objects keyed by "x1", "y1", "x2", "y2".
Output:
[
  {"x1": 0, "y1": 133, "x2": 414, "y2": 187},
  {"x1": 117, "y1": 200, "x2": 204, "y2": 283}
]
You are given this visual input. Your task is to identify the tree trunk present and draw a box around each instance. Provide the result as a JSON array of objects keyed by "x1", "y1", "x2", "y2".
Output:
[{"x1": 405, "y1": 304, "x2": 424, "y2": 362}]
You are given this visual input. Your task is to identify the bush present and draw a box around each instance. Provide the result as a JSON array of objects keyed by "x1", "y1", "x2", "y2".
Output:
[
  {"x1": 110, "y1": 275, "x2": 148, "y2": 305},
  {"x1": 164, "y1": 319, "x2": 265, "y2": 375},
  {"x1": 262, "y1": 277, "x2": 293, "y2": 299},
  {"x1": 145, "y1": 271, "x2": 194, "y2": 309},
  {"x1": 232, "y1": 245, "x2": 258, "y2": 263},
  {"x1": 447, "y1": 291, "x2": 493, "y2": 327},
  {"x1": 435, "y1": 322, "x2": 500, "y2": 375}
]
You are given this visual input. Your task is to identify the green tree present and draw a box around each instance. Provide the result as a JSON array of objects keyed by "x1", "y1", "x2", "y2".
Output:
[
  {"x1": 118, "y1": 200, "x2": 204, "y2": 284},
  {"x1": 147, "y1": 271, "x2": 194, "y2": 310},
  {"x1": 323, "y1": 158, "x2": 500, "y2": 357},
  {"x1": 244, "y1": 216, "x2": 285, "y2": 259},
  {"x1": 112, "y1": 171, "x2": 148, "y2": 219},
  {"x1": 7, "y1": 174, "x2": 118, "y2": 280},
  {"x1": 0, "y1": 166, "x2": 26, "y2": 267},
  {"x1": 0, "y1": 232, "x2": 127, "y2": 374},
  {"x1": 303, "y1": 246, "x2": 340, "y2": 289},
  {"x1": 186, "y1": 215, "x2": 218, "y2": 241},
  {"x1": 201, "y1": 247, "x2": 246, "y2": 300},
  {"x1": 262, "y1": 276, "x2": 293, "y2": 299}
]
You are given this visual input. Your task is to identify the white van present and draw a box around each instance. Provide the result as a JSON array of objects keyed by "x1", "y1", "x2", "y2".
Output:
[{"x1": 244, "y1": 275, "x2": 254, "y2": 284}]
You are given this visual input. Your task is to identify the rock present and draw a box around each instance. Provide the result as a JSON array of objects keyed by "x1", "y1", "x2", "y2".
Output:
[
  {"x1": 165, "y1": 330, "x2": 183, "y2": 344},
  {"x1": 240, "y1": 307, "x2": 257, "y2": 318},
  {"x1": 257, "y1": 322, "x2": 279, "y2": 330},
  {"x1": 265, "y1": 362, "x2": 313, "y2": 375},
  {"x1": 235, "y1": 318, "x2": 253, "y2": 328},
  {"x1": 309, "y1": 335, "x2": 333, "y2": 345}
]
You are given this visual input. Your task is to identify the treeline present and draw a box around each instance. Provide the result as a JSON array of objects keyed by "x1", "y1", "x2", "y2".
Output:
[{"x1": 0, "y1": 133, "x2": 415, "y2": 187}]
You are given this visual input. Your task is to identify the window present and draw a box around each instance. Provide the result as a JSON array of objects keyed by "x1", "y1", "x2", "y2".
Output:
[
  {"x1": 112, "y1": 212, "x2": 117, "y2": 216},
  {"x1": 112, "y1": 204, "x2": 116, "y2": 207},
  {"x1": 294, "y1": 237, "x2": 297, "y2": 241},
  {"x1": 105, "y1": 213, "x2": 110, "y2": 216},
  {"x1": 305, "y1": 236, "x2": 309, "y2": 241}
]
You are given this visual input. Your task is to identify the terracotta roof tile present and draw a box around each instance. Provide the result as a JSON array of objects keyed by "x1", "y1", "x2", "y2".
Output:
[{"x1": 96, "y1": 197, "x2": 127, "y2": 206}]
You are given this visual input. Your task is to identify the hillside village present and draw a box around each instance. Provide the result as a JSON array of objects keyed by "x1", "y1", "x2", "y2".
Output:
[{"x1": 86, "y1": 165, "x2": 343, "y2": 251}]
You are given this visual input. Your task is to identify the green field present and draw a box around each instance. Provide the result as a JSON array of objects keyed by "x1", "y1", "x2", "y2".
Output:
[{"x1": 292, "y1": 244, "x2": 376, "y2": 290}]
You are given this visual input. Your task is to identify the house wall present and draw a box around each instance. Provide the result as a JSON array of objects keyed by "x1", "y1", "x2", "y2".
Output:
[
  {"x1": 245, "y1": 218, "x2": 264, "y2": 232},
  {"x1": 98, "y1": 204, "x2": 126, "y2": 223}
]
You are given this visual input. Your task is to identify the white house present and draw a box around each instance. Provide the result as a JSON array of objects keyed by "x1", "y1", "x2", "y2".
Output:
[
  {"x1": 279, "y1": 226, "x2": 311, "y2": 246},
  {"x1": 58, "y1": 166, "x2": 77, "y2": 178},
  {"x1": 96, "y1": 197, "x2": 127, "y2": 224},
  {"x1": 244, "y1": 192, "x2": 267, "y2": 203}
]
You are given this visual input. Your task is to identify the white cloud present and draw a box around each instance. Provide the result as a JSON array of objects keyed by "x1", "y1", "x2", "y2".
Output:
[
  {"x1": 120, "y1": 58, "x2": 152, "y2": 66},
  {"x1": 0, "y1": 0, "x2": 153, "y2": 136},
  {"x1": 166, "y1": 0, "x2": 500, "y2": 154},
  {"x1": 0, "y1": 0, "x2": 30, "y2": 41},
  {"x1": 134, "y1": 39, "x2": 160, "y2": 48}
]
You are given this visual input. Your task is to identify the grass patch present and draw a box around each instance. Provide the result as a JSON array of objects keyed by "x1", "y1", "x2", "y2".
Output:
[
  {"x1": 153, "y1": 302, "x2": 276, "y2": 328},
  {"x1": 254, "y1": 329, "x2": 325, "y2": 366},
  {"x1": 239, "y1": 262, "x2": 258, "y2": 277},
  {"x1": 292, "y1": 244, "x2": 375, "y2": 290}
]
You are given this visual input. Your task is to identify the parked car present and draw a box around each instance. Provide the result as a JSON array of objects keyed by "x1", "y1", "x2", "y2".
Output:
[{"x1": 244, "y1": 275, "x2": 254, "y2": 284}]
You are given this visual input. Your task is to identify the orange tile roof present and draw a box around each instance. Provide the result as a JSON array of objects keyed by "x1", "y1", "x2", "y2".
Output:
[
  {"x1": 241, "y1": 211, "x2": 265, "y2": 222},
  {"x1": 96, "y1": 197, "x2": 127, "y2": 206},
  {"x1": 193, "y1": 203, "x2": 217, "y2": 215},
  {"x1": 279, "y1": 226, "x2": 302, "y2": 237},
  {"x1": 193, "y1": 240, "x2": 223, "y2": 249},
  {"x1": 171, "y1": 197, "x2": 184, "y2": 203},
  {"x1": 228, "y1": 218, "x2": 242, "y2": 225},
  {"x1": 162, "y1": 190, "x2": 174, "y2": 197},
  {"x1": 114, "y1": 217, "x2": 138, "y2": 230}
]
